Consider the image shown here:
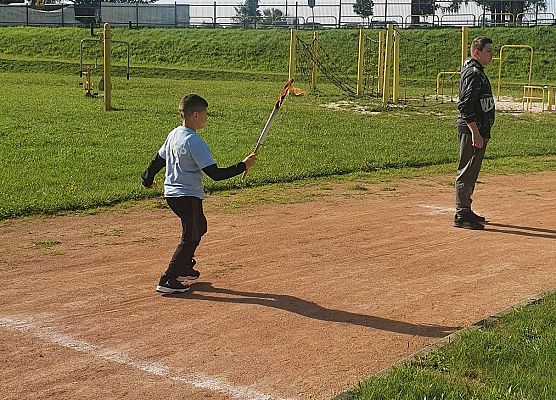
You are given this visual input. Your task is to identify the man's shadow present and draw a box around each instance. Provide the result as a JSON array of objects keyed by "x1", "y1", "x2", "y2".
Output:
[
  {"x1": 167, "y1": 282, "x2": 459, "y2": 338},
  {"x1": 484, "y1": 222, "x2": 556, "y2": 239}
]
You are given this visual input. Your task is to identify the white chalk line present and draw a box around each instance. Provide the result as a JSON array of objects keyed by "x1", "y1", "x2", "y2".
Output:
[
  {"x1": 419, "y1": 204, "x2": 455, "y2": 215},
  {"x1": 0, "y1": 315, "x2": 296, "y2": 400}
]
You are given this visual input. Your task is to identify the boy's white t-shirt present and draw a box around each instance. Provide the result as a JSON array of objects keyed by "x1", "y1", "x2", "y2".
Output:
[{"x1": 158, "y1": 126, "x2": 215, "y2": 199}]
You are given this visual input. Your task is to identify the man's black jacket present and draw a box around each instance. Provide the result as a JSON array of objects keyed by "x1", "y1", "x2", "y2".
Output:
[{"x1": 457, "y1": 58, "x2": 496, "y2": 138}]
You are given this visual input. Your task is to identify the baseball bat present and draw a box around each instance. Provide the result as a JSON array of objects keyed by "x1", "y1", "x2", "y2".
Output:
[{"x1": 242, "y1": 79, "x2": 293, "y2": 180}]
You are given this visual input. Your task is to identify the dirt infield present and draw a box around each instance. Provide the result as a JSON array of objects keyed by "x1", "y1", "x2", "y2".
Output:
[{"x1": 1, "y1": 171, "x2": 555, "y2": 400}]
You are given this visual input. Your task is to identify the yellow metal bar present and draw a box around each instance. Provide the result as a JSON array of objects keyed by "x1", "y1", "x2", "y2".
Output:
[
  {"x1": 103, "y1": 23, "x2": 112, "y2": 111},
  {"x1": 496, "y1": 44, "x2": 534, "y2": 101},
  {"x1": 547, "y1": 86, "x2": 555, "y2": 112},
  {"x1": 522, "y1": 85, "x2": 545, "y2": 111},
  {"x1": 436, "y1": 71, "x2": 461, "y2": 99},
  {"x1": 311, "y1": 31, "x2": 318, "y2": 91},
  {"x1": 288, "y1": 29, "x2": 296, "y2": 82},
  {"x1": 392, "y1": 28, "x2": 400, "y2": 103},
  {"x1": 356, "y1": 29, "x2": 365, "y2": 96},
  {"x1": 461, "y1": 26, "x2": 468, "y2": 66},
  {"x1": 377, "y1": 30, "x2": 384, "y2": 96},
  {"x1": 382, "y1": 24, "x2": 393, "y2": 108}
]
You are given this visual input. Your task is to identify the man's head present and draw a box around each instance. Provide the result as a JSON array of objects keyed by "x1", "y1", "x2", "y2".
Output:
[
  {"x1": 179, "y1": 94, "x2": 209, "y2": 130},
  {"x1": 470, "y1": 36, "x2": 494, "y2": 67}
]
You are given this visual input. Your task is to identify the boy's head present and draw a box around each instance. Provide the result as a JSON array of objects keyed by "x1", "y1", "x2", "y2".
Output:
[
  {"x1": 470, "y1": 36, "x2": 494, "y2": 67},
  {"x1": 178, "y1": 94, "x2": 209, "y2": 130}
]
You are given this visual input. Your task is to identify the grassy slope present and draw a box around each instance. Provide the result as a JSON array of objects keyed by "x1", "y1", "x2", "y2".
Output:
[{"x1": 0, "y1": 26, "x2": 555, "y2": 83}]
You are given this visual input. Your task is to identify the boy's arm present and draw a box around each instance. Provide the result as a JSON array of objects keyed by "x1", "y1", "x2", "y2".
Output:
[
  {"x1": 458, "y1": 70, "x2": 480, "y2": 124},
  {"x1": 458, "y1": 71, "x2": 484, "y2": 148},
  {"x1": 141, "y1": 153, "x2": 165, "y2": 187},
  {"x1": 202, "y1": 162, "x2": 246, "y2": 181}
]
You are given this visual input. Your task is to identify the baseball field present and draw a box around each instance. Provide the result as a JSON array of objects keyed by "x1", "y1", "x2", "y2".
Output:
[{"x1": 1, "y1": 26, "x2": 555, "y2": 399}]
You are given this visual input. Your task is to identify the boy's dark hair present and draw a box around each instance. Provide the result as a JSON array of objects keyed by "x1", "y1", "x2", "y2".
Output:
[
  {"x1": 178, "y1": 94, "x2": 208, "y2": 120},
  {"x1": 471, "y1": 36, "x2": 493, "y2": 52}
]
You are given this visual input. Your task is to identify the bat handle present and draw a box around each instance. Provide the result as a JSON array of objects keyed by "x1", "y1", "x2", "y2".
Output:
[
  {"x1": 241, "y1": 168, "x2": 248, "y2": 181},
  {"x1": 241, "y1": 145, "x2": 261, "y2": 181}
]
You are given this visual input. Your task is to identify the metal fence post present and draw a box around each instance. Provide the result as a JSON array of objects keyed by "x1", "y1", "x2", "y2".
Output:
[
  {"x1": 295, "y1": 1, "x2": 298, "y2": 28},
  {"x1": 338, "y1": 0, "x2": 342, "y2": 27},
  {"x1": 26, "y1": 5, "x2": 29, "y2": 26},
  {"x1": 136, "y1": 2, "x2": 139, "y2": 28},
  {"x1": 213, "y1": 1, "x2": 216, "y2": 27}
]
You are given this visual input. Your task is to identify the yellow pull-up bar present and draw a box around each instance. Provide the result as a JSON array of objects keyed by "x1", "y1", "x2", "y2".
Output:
[{"x1": 496, "y1": 44, "x2": 534, "y2": 101}]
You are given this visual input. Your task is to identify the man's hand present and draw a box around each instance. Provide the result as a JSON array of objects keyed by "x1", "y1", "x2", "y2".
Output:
[
  {"x1": 472, "y1": 132, "x2": 484, "y2": 149},
  {"x1": 242, "y1": 153, "x2": 257, "y2": 170},
  {"x1": 143, "y1": 182, "x2": 156, "y2": 189}
]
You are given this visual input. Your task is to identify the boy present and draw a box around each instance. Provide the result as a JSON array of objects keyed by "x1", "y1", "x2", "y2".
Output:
[
  {"x1": 454, "y1": 36, "x2": 495, "y2": 230},
  {"x1": 142, "y1": 94, "x2": 256, "y2": 294}
]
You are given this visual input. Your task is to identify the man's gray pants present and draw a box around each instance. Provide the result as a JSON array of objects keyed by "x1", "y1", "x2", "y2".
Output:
[{"x1": 455, "y1": 130, "x2": 488, "y2": 215}]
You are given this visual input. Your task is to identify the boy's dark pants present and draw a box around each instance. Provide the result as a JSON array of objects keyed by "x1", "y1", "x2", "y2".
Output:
[
  {"x1": 164, "y1": 196, "x2": 207, "y2": 278},
  {"x1": 455, "y1": 128, "x2": 488, "y2": 215}
]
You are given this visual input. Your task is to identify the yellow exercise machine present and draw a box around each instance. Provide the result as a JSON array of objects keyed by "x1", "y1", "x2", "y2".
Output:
[{"x1": 79, "y1": 24, "x2": 130, "y2": 111}]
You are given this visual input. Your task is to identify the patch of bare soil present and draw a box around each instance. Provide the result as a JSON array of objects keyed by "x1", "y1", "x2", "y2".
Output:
[{"x1": 0, "y1": 172, "x2": 554, "y2": 400}]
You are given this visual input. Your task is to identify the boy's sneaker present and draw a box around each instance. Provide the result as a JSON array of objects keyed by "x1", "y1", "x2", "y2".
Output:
[
  {"x1": 468, "y1": 211, "x2": 486, "y2": 223},
  {"x1": 453, "y1": 214, "x2": 485, "y2": 230},
  {"x1": 177, "y1": 259, "x2": 200, "y2": 282},
  {"x1": 177, "y1": 268, "x2": 200, "y2": 282},
  {"x1": 156, "y1": 275, "x2": 190, "y2": 294}
]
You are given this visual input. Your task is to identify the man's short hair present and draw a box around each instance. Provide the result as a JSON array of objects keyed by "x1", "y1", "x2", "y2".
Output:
[
  {"x1": 471, "y1": 36, "x2": 493, "y2": 52},
  {"x1": 178, "y1": 94, "x2": 208, "y2": 119}
]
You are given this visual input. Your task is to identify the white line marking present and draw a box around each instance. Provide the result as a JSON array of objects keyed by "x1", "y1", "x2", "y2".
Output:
[
  {"x1": 0, "y1": 315, "x2": 296, "y2": 400},
  {"x1": 419, "y1": 204, "x2": 454, "y2": 215}
]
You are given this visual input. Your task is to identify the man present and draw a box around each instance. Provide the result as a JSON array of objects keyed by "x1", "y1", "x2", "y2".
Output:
[{"x1": 454, "y1": 36, "x2": 495, "y2": 230}]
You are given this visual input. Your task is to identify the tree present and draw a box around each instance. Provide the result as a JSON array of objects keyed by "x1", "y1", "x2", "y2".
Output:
[
  {"x1": 410, "y1": 0, "x2": 436, "y2": 25},
  {"x1": 353, "y1": 0, "x2": 374, "y2": 20},
  {"x1": 261, "y1": 8, "x2": 283, "y2": 25},
  {"x1": 233, "y1": 0, "x2": 261, "y2": 26}
]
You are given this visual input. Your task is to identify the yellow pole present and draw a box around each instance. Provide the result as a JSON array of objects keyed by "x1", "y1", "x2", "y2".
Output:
[
  {"x1": 356, "y1": 29, "x2": 365, "y2": 96},
  {"x1": 311, "y1": 31, "x2": 318, "y2": 91},
  {"x1": 528, "y1": 49, "x2": 533, "y2": 84},
  {"x1": 497, "y1": 45, "x2": 534, "y2": 101},
  {"x1": 461, "y1": 26, "x2": 468, "y2": 66},
  {"x1": 392, "y1": 28, "x2": 400, "y2": 103},
  {"x1": 377, "y1": 30, "x2": 384, "y2": 95},
  {"x1": 288, "y1": 29, "x2": 296, "y2": 82},
  {"x1": 382, "y1": 24, "x2": 393, "y2": 108},
  {"x1": 547, "y1": 86, "x2": 554, "y2": 112},
  {"x1": 103, "y1": 23, "x2": 111, "y2": 111}
]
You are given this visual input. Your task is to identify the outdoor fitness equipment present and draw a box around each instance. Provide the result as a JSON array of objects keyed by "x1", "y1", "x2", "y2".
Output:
[{"x1": 79, "y1": 23, "x2": 130, "y2": 111}]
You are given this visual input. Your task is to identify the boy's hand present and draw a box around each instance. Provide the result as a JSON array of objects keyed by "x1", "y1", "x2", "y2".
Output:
[
  {"x1": 143, "y1": 182, "x2": 156, "y2": 189},
  {"x1": 243, "y1": 153, "x2": 257, "y2": 170},
  {"x1": 472, "y1": 132, "x2": 484, "y2": 149}
]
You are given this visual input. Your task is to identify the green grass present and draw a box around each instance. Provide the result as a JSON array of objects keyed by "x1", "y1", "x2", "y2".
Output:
[
  {"x1": 0, "y1": 26, "x2": 555, "y2": 83},
  {"x1": 337, "y1": 291, "x2": 556, "y2": 400},
  {"x1": 0, "y1": 70, "x2": 555, "y2": 219}
]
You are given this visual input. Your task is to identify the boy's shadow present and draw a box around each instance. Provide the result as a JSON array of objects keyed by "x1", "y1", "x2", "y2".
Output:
[
  {"x1": 484, "y1": 222, "x2": 556, "y2": 239},
  {"x1": 168, "y1": 282, "x2": 459, "y2": 338}
]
